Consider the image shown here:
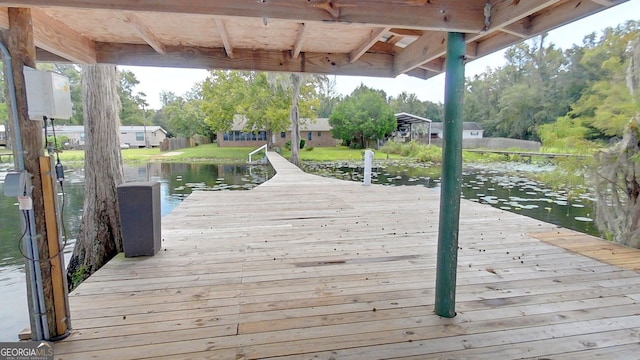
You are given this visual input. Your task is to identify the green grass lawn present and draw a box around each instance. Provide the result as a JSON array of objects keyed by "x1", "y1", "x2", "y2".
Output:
[
  {"x1": 53, "y1": 143, "x2": 401, "y2": 163},
  {"x1": 57, "y1": 144, "x2": 252, "y2": 162},
  {"x1": 282, "y1": 146, "x2": 403, "y2": 161}
]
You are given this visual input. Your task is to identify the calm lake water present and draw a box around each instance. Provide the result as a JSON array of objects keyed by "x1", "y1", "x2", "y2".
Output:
[{"x1": 0, "y1": 159, "x2": 596, "y2": 341}]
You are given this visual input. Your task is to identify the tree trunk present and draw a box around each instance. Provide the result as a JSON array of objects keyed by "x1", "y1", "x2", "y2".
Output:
[
  {"x1": 593, "y1": 40, "x2": 640, "y2": 249},
  {"x1": 289, "y1": 73, "x2": 302, "y2": 167},
  {"x1": 67, "y1": 65, "x2": 124, "y2": 289}
]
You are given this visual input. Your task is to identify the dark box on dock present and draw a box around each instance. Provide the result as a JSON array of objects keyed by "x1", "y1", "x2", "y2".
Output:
[{"x1": 117, "y1": 182, "x2": 161, "y2": 257}]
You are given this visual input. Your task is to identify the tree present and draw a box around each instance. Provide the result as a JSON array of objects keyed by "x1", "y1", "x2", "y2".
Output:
[
  {"x1": 464, "y1": 34, "x2": 579, "y2": 140},
  {"x1": 67, "y1": 65, "x2": 124, "y2": 289},
  {"x1": 329, "y1": 85, "x2": 396, "y2": 149},
  {"x1": 200, "y1": 70, "x2": 249, "y2": 133},
  {"x1": 200, "y1": 70, "x2": 321, "y2": 152},
  {"x1": 163, "y1": 84, "x2": 211, "y2": 139},
  {"x1": 389, "y1": 91, "x2": 444, "y2": 121},
  {"x1": 317, "y1": 76, "x2": 341, "y2": 118},
  {"x1": 593, "y1": 38, "x2": 640, "y2": 248},
  {"x1": 117, "y1": 69, "x2": 147, "y2": 125},
  {"x1": 240, "y1": 72, "x2": 290, "y2": 144},
  {"x1": 568, "y1": 21, "x2": 640, "y2": 138},
  {"x1": 266, "y1": 72, "x2": 323, "y2": 167}
]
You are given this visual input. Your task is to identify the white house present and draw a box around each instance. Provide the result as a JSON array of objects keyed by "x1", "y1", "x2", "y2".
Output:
[
  {"x1": 119, "y1": 126, "x2": 167, "y2": 148},
  {"x1": 0, "y1": 124, "x2": 6, "y2": 146},
  {"x1": 46, "y1": 125, "x2": 167, "y2": 148},
  {"x1": 430, "y1": 122, "x2": 484, "y2": 139}
]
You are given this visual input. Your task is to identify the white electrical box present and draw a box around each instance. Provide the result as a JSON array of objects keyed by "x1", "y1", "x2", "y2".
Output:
[{"x1": 23, "y1": 67, "x2": 73, "y2": 120}]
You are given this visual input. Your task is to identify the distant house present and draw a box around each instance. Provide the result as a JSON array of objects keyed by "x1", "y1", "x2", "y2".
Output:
[
  {"x1": 46, "y1": 125, "x2": 167, "y2": 148},
  {"x1": 430, "y1": 122, "x2": 484, "y2": 139},
  {"x1": 217, "y1": 117, "x2": 338, "y2": 148},
  {"x1": 119, "y1": 126, "x2": 167, "y2": 148},
  {"x1": 0, "y1": 124, "x2": 6, "y2": 147}
]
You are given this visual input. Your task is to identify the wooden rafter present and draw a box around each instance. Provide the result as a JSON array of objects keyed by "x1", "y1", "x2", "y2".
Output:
[
  {"x1": 0, "y1": 0, "x2": 628, "y2": 77},
  {"x1": 0, "y1": 0, "x2": 487, "y2": 32},
  {"x1": 291, "y1": 22, "x2": 307, "y2": 59},
  {"x1": 386, "y1": 35, "x2": 402, "y2": 45},
  {"x1": 95, "y1": 43, "x2": 395, "y2": 77},
  {"x1": 420, "y1": 58, "x2": 444, "y2": 73},
  {"x1": 30, "y1": 8, "x2": 96, "y2": 63},
  {"x1": 35, "y1": 48, "x2": 70, "y2": 62},
  {"x1": 502, "y1": 20, "x2": 531, "y2": 39},
  {"x1": 589, "y1": 0, "x2": 615, "y2": 5},
  {"x1": 474, "y1": 32, "x2": 519, "y2": 59},
  {"x1": 214, "y1": 18, "x2": 233, "y2": 58},
  {"x1": 350, "y1": 27, "x2": 388, "y2": 63},
  {"x1": 500, "y1": 27, "x2": 528, "y2": 39},
  {"x1": 396, "y1": 0, "x2": 613, "y2": 78},
  {"x1": 369, "y1": 41, "x2": 396, "y2": 54},
  {"x1": 0, "y1": 8, "x2": 7, "y2": 28},
  {"x1": 388, "y1": 28, "x2": 423, "y2": 37},
  {"x1": 393, "y1": 31, "x2": 446, "y2": 76},
  {"x1": 124, "y1": 13, "x2": 167, "y2": 54},
  {"x1": 517, "y1": 0, "x2": 608, "y2": 41}
]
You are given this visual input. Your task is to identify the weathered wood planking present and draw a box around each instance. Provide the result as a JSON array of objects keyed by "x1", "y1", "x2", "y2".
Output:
[
  {"x1": 532, "y1": 230, "x2": 640, "y2": 271},
  {"x1": 54, "y1": 152, "x2": 640, "y2": 359}
]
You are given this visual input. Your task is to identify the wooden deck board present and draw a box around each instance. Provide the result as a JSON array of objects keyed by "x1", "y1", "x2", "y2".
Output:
[{"x1": 54, "y1": 152, "x2": 640, "y2": 359}]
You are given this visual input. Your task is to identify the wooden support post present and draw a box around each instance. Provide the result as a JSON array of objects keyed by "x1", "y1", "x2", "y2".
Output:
[
  {"x1": 40, "y1": 156, "x2": 70, "y2": 336},
  {"x1": 2, "y1": 8, "x2": 57, "y2": 339},
  {"x1": 435, "y1": 32, "x2": 465, "y2": 318}
]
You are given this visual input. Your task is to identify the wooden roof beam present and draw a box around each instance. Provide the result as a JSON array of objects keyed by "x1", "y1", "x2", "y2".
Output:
[
  {"x1": 0, "y1": 0, "x2": 486, "y2": 32},
  {"x1": 589, "y1": 0, "x2": 616, "y2": 5},
  {"x1": 350, "y1": 27, "x2": 388, "y2": 64},
  {"x1": 393, "y1": 31, "x2": 446, "y2": 76},
  {"x1": 394, "y1": 0, "x2": 570, "y2": 75},
  {"x1": 124, "y1": 14, "x2": 167, "y2": 55},
  {"x1": 500, "y1": 27, "x2": 528, "y2": 39},
  {"x1": 501, "y1": 20, "x2": 531, "y2": 39},
  {"x1": 520, "y1": 0, "x2": 621, "y2": 40},
  {"x1": 35, "y1": 47, "x2": 72, "y2": 62},
  {"x1": 474, "y1": 32, "x2": 520, "y2": 59},
  {"x1": 96, "y1": 42, "x2": 395, "y2": 77},
  {"x1": 420, "y1": 58, "x2": 444, "y2": 73},
  {"x1": 214, "y1": 18, "x2": 233, "y2": 58},
  {"x1": 291, "y1": 23, "x2": 307, "y2": 60},
  {"x1": 465, "y1": 0, "x2": 562, "y2": 44},
  {"x1": 0, "y1": 8, "x2": 8, "y2": 28},
  {"x1": 30, "y1": 8, "x2": 96, "y2": 63},
  {"x1": 388, "y1": 28, "x2": 423, "y2": 37}
]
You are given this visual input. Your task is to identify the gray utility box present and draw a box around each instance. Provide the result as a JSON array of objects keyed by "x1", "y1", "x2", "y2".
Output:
[{"x1": 117, "y1": 182, "x2": 161, "y2": 257}]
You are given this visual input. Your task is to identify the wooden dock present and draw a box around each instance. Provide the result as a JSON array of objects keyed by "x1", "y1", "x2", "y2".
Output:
[
  {"x1": 54, "y1": 152, "x2": 640, "y2": 359},
  {"x1": 464, "y1": 149, "x2": 589, "y2": 162}
]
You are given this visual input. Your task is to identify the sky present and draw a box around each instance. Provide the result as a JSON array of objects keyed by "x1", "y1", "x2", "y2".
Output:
[{"x1": 122, "y1": 0, "x2": 640, "y2": 110}]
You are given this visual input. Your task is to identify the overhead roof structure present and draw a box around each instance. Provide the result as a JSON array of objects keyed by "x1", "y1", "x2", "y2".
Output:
[
  {"x1": 395, "y1": 112, "x2": 432, "y2": 125},
  {"x1": 0, "y1": 0, "x2": 629, "y2": 78}
]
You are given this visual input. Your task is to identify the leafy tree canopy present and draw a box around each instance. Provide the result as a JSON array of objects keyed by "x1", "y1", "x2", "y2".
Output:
[
  {"x1": 200, "y1": 70, "x2": 321, "y2": 135},
  {"x1": 329, "y1": 84, "x2": 396, "y2": 149}
]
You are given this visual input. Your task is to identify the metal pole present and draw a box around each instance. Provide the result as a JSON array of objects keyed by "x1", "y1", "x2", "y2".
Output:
[
  {"x1": 434, "y1": 32, "x2": 465, "y2": 318},
  {"x1": 1, "y1": 39, "x2": 48, "y2": 340},
  {"x1": 142, "y1": 105, "x2": 148, "y2": 148},
  {"x1": 0, "y1": 40, "x2": 25, "y2": 171}
]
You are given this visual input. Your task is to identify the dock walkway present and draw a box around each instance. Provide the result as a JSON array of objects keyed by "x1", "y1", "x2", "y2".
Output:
[{"x1": 55, "y1": 152, "x2": 640, "y2": 359}]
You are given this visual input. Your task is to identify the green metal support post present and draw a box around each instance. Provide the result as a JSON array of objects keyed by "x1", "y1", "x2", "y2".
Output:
[{"x1": 435, "y1": 32, "x2": 466, "y2": 318}]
